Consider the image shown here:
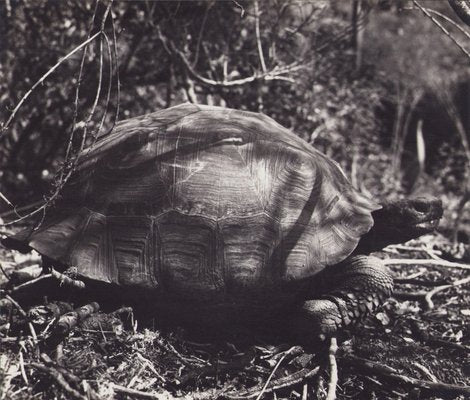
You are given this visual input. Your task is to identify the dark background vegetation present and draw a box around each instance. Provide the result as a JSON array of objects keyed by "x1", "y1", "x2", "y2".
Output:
[
  {"x1": 0, "y1": 0, "x2": 469, "y2": 241},
  {"x1": 1, "y1": 2, "x2": 470, "y2": 399}
]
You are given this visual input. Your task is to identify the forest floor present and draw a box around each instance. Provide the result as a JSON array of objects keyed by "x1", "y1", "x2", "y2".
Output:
[{"x1": 0, "y1": 234, "x2": 469, "y2": 400}]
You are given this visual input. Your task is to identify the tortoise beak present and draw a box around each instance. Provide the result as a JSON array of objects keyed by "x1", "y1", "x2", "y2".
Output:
[{"x1": 409, "y1": 197, "x2": 443, "y2": 232}]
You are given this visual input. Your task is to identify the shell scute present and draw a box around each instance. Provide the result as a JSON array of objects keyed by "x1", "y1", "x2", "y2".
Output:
[
  {"x1": 219, "y1": 213, "x2": 281, "y2": 291},
  {"x1": 156, "y1": 211, "x2": 223, "y2": 298},
  {"x1": 108, "y1": 216, "x2": 157, "y2": 289}
]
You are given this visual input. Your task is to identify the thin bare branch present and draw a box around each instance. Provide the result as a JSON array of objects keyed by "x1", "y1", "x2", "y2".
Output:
[
  {"x1": 0, "y1": 31, "x2": 101, "y2": 137},
  {"x1": 110, "y1": 7, "x2": 121, "y2": 123},
  {"x1": 383, "y1": 258, "x2": 470, "y2": 270},
  {"x1": 326, "y1": 337, "x2": 338, "y2": 400},
  {"x1": 413, "y1": 0, "x2": 470, "y2": 59},
  {"x1": 156, "y1": 26, "x2": 300, "y2": 88},
  {"x1": 255, "y1": 347, "x2": 295, "y2": 400},
  {"x1": 424, "y1": 275, "x2": 470, "y2": 309},
  {"x1": 448, "y1": 0, "x2": 470, "y2": 26},
  {"x1": 426, "y1": 8, "x2": 470, "y2": 40},
  {"x1": 341, "y1": 355, "x2": 470, "y2": 397},
  {"x1": 254, "y1": 0, "x2": 267, "y2": 73},
  {"x1": 0, "y1": 191, "x2": 14, "y2": 208},
  {"x1": 2, "y1": 1, "x2": 116, "y2": 228},
  {"x1": 3, "y1": 294, "x2": 37, "y2": 341}
]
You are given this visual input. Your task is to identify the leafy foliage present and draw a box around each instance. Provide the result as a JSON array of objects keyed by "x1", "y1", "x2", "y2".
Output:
[{"x1": 0, "y1": 0, "x2": 469, "y2": 235}]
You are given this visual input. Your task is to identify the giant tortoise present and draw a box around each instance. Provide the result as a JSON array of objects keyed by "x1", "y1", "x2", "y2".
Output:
[{"x1": 2, "y1": 103, "x2": 442, "y2": 335}]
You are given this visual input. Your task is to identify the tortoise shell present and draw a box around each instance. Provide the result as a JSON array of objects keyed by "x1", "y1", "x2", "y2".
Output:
[{"x1": 10, "y1": 104, "x2": 380, "y2": 301}]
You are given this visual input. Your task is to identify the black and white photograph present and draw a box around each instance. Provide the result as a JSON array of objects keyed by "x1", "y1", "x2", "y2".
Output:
[{"x1": 0, "y1": 1, "x2": 469, "y2": 399}]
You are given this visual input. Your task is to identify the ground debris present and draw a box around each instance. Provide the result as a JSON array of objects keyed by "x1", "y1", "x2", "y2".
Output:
[{"x1": 1, "y1": 239, "x2": 469, "y2": 399}]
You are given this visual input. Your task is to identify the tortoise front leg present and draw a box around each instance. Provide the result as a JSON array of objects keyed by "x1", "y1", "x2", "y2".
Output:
[{"x1": 292, "y1": 255, "x2": 393, "y2": 338}]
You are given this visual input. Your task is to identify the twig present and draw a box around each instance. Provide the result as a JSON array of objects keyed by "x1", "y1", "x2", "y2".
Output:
[
  {"x1": 18, "y1": 350, "x2": 28, "y2": 385},
  {"x1": 2, "y1": 2, "x2": 114, "y2": 228},
  {"x1": 426, "y1": 8, "x2": 470, "y2": 40},
  {"x1": 192, "y1": 2, "x2": 209, "y2": 67},
  {"x1": 28, "y1": 363, "x2": 87, "y2": 400},
  {"x1": 393, "y1": 290, "x2": 431, "y2": 301},
  {"x1": 0, "y1": 261, "x2": 12, "y2": 281},
  {"x1": 302, "y1": 383, "x2": 308, "y2": 400},
  {"x1": 0, "y1": 32, "x2": 101, "y2": 137},
  {"x1": 394, "y1": 277, "x2": 449, "y2": 287},
  {"x1": 254, "y1": 0, "x2": 267, "y2": 73},
  {"x1": 325, "y1": 337, "x2": 338, "y2": 400},
  {"x1": 60, "y1": 1, "x2": 99, "y2": 183},
  {"x1": 156, "y1": 26, "x2": 299, "y2": 88},
  {"x1": 408, "y1": 320, "x2": 470, "y2": 352},
  {"x1": 135, "y1": 352, "x2": 166, "y2": 383},
  {"x1": 226, "y1": 366, "x2": 320, "y2": 399},
  {"x1": 179, "y1": 349, "x2": 255, "y2": 386},
  {"x1": 424, "y1": 275, "x2": 470, "y2": 309},
  {"x1": 394, "y1": 275, "x2": 470, "y2": 309},
  {"x1": 0, "y1": 192, "x2": 14, "y2": 208},
  {"x1": 448, "y1": 0, "x2": 470, "y2": 27},
  {"x1": 255, "y1": 346, "x2": 295, "y2": 400},
  {"x1": 340, "y1": 355, "x2": 470, "y2": 397},
  {"x1": 50, "y1": 268, "x2": 85, "y2": 289},
  {"x1": 4, "y1": 294, "x2": 37, "y2": 341},
  {"x1": 385, "y1": 244, "x2": 427, "y2": 253},
  {"x1": 0, "y1": 200, "x2": 44, "y2": 219},
  {"x1": 412, "y1": 362, "x2": 438, "y2": 382},
  {"x1": 383, "y1": 258, "x2": 470, "y2": 270},
  {"x1": 11, "y1": 269, "x2": 85, "y2": 294},
  {"x1": 110, "y1": 8, "x2": 120, "y2": 123},
  {"x1": 412, "y1": 0, "x2": 470, "y2": 59},
  {"x1": 112, "y1": 384, "x2": 179, "y2": 400}
]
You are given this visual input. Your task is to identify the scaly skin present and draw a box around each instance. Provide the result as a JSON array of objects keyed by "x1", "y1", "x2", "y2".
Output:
[{"x1": 291, "y1": 255, "x2": 393, "y2": 338}]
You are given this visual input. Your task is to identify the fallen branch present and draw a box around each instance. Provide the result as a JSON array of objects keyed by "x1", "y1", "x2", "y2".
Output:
[
  {"x1": 394, "y1": 275, "x2": 470, "y2": 309},
  {"x1": 226, "y1": 366, "x2": 320, "y2": 400},
  {"x1": 113, "y1": 384, "x2": 180, "y2": 400},
  {"x1": 50, "y1": 268, "x2": 86, "y2": 289},
  {"x1": 54, "y1": 302, "x2": 100, "y2": 335},
  {"x1": 424, "y1": 275, "x2": 470, "y2": 309},
  {"x1": 28, "y1": 363, "x2": 87, "y2": 400},
  {"x1": 11, "y1": 268, "x2": 85, "y2": 294},
  {"x1": 409, "y1": 320, "x2": 470, "y2": 352},
  {"x1": 340, "y1": 355, "x2": 470, "y2": 397},
  {"x1": 255, "y1": 346, "x2": 295, "y2": 400},
  {"x1": 179, "y1": 349, "x2": 255, "y2": 386},
  {"x1": 325, "y1": 337, "x2": 338, "y2": 400},
  {"x1": 3, "y1": 294, "x2": 37, "y2": 341},
  {"x1": 394, "y1": 277, "x2": 449, "y2": 287},
  {"x1": 40, "y1": 353, "x2": 101, "y2": 400},
  {"x1": 384, "y1": 244, "x2": 447, "y2": 263},
  {"x1": 383, "y1": 258, "x2": 470, "y2": 270}
]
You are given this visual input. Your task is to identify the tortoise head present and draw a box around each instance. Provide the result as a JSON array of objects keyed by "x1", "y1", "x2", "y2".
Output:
[{"x1": 355, "y1": 197, "x2": 443, "y2": 254}]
